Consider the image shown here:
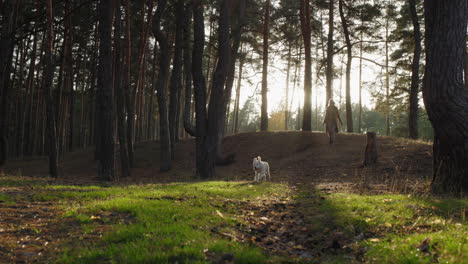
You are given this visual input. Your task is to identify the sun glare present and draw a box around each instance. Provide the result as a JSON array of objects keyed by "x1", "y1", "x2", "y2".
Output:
[{"x1": 235, "y1": 58, "x2": 375, "y2": 117}]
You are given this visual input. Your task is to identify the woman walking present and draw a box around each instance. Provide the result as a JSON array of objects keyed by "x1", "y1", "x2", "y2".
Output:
[{"x1": 323, "y1": 99, "x2": 343, "y2": 144}]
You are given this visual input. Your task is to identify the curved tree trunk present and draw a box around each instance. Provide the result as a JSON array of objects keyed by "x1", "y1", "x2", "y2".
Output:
[
  {"x1": 152, "y1": 0, "x2": 172, "y2": 172},
  {"x1": 207, "y1": 0, "x2": 231, "y2": 170},
  {"x1": 339, "y1": 0, "x2": 353, "y2": 133},
  {"x1": 423, "y1": 0, "x2": 468, "y2": 195},
  {"x1": 182, "y1": 2, "x2": 195, "y2": 137},
  {"x1": 300, "y1": 0, "x2": 312, "y2": 131},
  {"x1": 408, "y1": 0, "x2": 421, "y2": 140}
]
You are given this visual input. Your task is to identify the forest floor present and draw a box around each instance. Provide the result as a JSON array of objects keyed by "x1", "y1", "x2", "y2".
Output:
[{"x1": 1, "y1": 132, "x2": 467, "y2": 263}]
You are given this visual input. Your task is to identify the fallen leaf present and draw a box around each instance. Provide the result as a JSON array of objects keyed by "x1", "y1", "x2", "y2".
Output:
[
  {"x1": 417, "y1": 238, "x2": 430, "y2": 254},
  {"x1": 215, "y1": 210, "x2": 224, "y2": 218}
]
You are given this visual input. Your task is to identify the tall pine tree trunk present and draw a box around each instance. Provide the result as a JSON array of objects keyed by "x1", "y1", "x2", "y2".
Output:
[
  {"x1": 217, "y1": 0, "x2": 245, "y2": 163},
  {"x1": 339, "y1": 0, "x2": 353, "y2": 133},
  {"x1": 168, "y1": 0, "x2": 184, "y2": 159},
  {"x1": 260, "y1": 0, "x2": 270, "y2": 131},
  {"x1": 114, "y1": 1, "x2": 131, "y2": 178},
  {"x1": 152, "y1": 0, "x2": 171, "y2": 172},
  {"x1": 0, "y1": 0, "x2": 20, "y2": 173},
  {"x1": 123, "y1": 0, "x2": 134, "y2": 167},
  {"x1": 300, "y1": 0, "x2": 312, "y2": 131},
  {"x1": 385, "y1": 13, "x2": 391, "y2": 136},
  {"x1": 43, "y1": 0, "x2": 59, "y2": 177},
  {"x1": 326, "y1": 0, "x2": 334, "y2": 105},
  {"x1": 233, "y1": 53, "x2": 244, "y2": 134},
  {"x1": 205, "y1": 0, "x2": 231, "y2": 175},
  {"x1": 358, "y1": 31, "x2": 363, "y2": 133},
  {"x1": 192, "y1": 0, "x2": 209, "y2": 178},
  {"x1": 408, "y1": 0, "x2": 421, "y2": 140},
  {"x1": 182, "y1": 2, "x2": 195, "y2": 137},
  {"x1": 284, "y1": 45, "x2": 291, "y2": 130},
  {"x1": 96, "y1": 0, "x2": 115, "y2": 180},
  {"x1": 423, "y1": 0, "x2": 468, "y2": 195}
]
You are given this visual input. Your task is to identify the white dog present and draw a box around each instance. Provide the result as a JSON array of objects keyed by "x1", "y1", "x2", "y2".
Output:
[{"x1": 252, "y1": 156, "x2": 270, "y2": 182}]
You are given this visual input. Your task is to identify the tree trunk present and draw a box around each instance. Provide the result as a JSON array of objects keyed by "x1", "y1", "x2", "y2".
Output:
[
  {"x1": 207, "y1": 0, "x2": 231, "y2": 169},
  {"x1": 363, "y1": 132, "x2": 378, "y2": 166},
  {"x1": 43, "y1": 0, "x2": 59, "y2": 177},
  {"x1": 183, "y1": 2, "x2": 196, "y2": 137},
  {"x1": 300, "y1": 0, "x2": 312, "y2": 131},
  {"x1": 408, "y1": 0, "x2": 421, "y2": 140},
  {"x1": 0, "y1": 0, "x2": 20, "y2": 173},
  {"x1": 152, "y1": 0, "x2": 172, "y2": 172},
  {"x1": 260, "y1": 0, "x2": 270, "y2": 131},
  {"x1": 339, "y1": 0, "x2": 353, "y2": 133},
  {"x1": 284, "y1": 45, "x2": 291, "y2": 130},
  {"x1": 24, "y1": 30, "x2": 38, "y2": 155},
  {"x1": 216, "y1": 0, "x2": 245, "y2": 164},
  {"x1": 423, "y1": 0, "x2": 468, "y2": 196},
  {"x1": 385, "y1": 14, "x2": 391, "y2": 136},
  {"x1": 192, "y1": 0, "x2": 210, "y2": 178},
  {"x1": 358, "y1": 31, "x2": 363, "y2": 133},
  {"x1": 96, "y1": 0, "x2": 115, "y2": 180},
  {"x1": 114, "y1": 1, "x2": 131, "y2": 178},
  {"x1": 123, "y1": 0, "x2": 134, "y2": 167},
  {"x1": 147, "y1": 48, "x2": 157, "y2": 140},
  {"x1": 233, "y1": 53, "x2": 244, "y2": 134},
  {"x1": 326, "y1": 0, "x2": 334, "y2": 105},
  {"x1": 168, "y1": 0, "x2": 184, "y2": 159}
]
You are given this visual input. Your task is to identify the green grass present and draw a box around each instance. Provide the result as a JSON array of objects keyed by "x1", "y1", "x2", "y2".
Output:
[
  {"x1": 0, "y1": 192, "x2": 13, "y2": 203},
  {"x1": 47, "y1": 181, "x2": 285, "y2": 264},
  {"x1": 318, "y1": 193, "x2": 467, "y2": 264},
  {"x1": 1, "y1": 176, "x2": 466, "y2": 263}
]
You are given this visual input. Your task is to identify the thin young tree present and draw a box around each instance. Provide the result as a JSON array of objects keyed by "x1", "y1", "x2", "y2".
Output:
[
  {"x1": 338, "y1": 0, "x2": 353, "y2": 132},
  {"x1": 423, "y1": 0, "x2": 468, "y2": 195},
  {"x1": 326, "y1": 0, "x2": 334, "y2": 104},
  {"x1": 300, "y1": 0, "x2": 312, "y2": 131}
]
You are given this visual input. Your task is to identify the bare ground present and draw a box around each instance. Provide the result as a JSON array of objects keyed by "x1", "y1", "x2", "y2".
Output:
[{"x1": 6, "y1": 131, "x2": 433, "y2": 193}]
